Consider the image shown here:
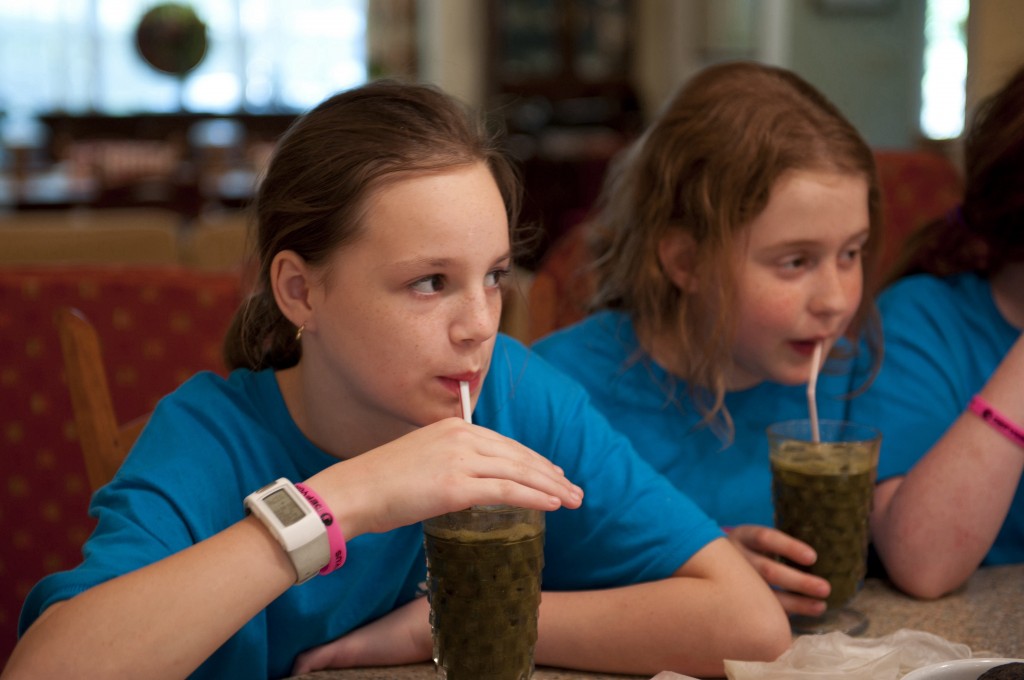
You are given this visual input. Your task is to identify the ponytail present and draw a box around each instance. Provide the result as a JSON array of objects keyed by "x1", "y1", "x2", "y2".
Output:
[{"x1": 223, "y1": 289, "x2": 301, "y2": 371}]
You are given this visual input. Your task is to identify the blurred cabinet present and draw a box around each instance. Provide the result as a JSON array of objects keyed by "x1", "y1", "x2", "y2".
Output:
[
  {"x1": 4, "y1": 113, "x2": 296, "y2": 217},
  {"x1": 487, "y1": 0, "x2": 640, "y2": 269},
  {"x1": 489, "y1": 0, "x2": 632, "y2": 97}
]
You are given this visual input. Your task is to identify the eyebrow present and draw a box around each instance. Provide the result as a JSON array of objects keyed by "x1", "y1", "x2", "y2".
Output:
[
  {"x1": 767, "y1": 228, "x2": 871, "y2": 251},
  {"x1": 389, "y1": 251, "x2": 513, "y2": 272},
  {"x1": 392, "y1": 257, "x2": 455, "y2": 270}
]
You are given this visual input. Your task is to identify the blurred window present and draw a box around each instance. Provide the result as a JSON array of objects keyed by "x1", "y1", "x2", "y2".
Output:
[
  {"x1": 0, "y1": 0, "x2": 366, "y2": 140},
  {"x1": 920, "y1": 0, "x2": 968, "y2": 139}
]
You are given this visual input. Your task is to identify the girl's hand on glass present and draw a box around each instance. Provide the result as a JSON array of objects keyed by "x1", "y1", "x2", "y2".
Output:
[
  {"x1": 306, "y1": 417, "x2": 583, "y2": 539},
  {"x1": 726, "y1": 524, "x2": 831, "y2": 616}
]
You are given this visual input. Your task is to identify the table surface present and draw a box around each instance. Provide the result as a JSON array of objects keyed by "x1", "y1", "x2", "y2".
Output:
[{"x1": 287, "y1": 564, "x2": 1024, "y2": 680}]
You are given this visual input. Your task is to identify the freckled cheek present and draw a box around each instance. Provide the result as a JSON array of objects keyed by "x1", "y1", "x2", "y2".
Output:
[
  {"x1": 739, "y1": 291, "x2": 800, "y2": 335},
  {"x1": 845, "y1": 276, "x2": 864, "y2": 309},
  {"x1": 490, "y1": 301, "x2": 503, "y2": 329}
]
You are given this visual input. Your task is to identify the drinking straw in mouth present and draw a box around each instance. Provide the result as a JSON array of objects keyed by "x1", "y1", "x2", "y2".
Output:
[
  {"x1": 460, "y1": 380, "x2": 472, "y2": 424},
  {"x1": 807, "y1": 341, "x2": 822, "y2": 443}
]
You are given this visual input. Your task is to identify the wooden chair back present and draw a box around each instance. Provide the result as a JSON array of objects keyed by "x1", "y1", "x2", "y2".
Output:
[{"x1": 56, "y1": 307, "x2": 147, "y2": 490}]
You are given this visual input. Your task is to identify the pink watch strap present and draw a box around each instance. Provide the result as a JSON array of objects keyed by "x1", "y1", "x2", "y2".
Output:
[{"x1": 295, "y1": 483, "x2": 347, "y2": 574}]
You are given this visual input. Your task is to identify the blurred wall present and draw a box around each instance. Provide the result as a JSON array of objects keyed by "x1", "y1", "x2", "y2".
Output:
[
  {"x1": 787, "y1": 1, "x2": 925, "y2": 149},
  {"x1": 417, "y1": 0, "x2": 486, "y2": 108},
  {"x1": 967, "y1": 0, "x2": 1024, "y2": 113}
]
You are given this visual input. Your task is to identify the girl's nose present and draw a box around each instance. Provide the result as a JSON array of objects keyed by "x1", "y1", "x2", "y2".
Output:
[
  {"x1": 451, "y1": 288, "x2": 500, "y2": 345},
  {"x1": 811, "y1": 263, "x2": 859, "y2": 317}
]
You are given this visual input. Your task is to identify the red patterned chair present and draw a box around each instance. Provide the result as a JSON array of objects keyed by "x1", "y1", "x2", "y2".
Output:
[
  {"x1": 0, "y1": 264, "x2": 242, "y2": 661},
  {"x1": 526, "y1": 148, "x2": 964, "y2": 343},
  {"x1": 871, "y1": 148, "x2": 963, "y2": 290}
]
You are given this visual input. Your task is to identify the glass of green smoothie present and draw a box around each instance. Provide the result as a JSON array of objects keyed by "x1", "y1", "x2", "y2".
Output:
[
  {"x1": 423, "y1": 505, "x2": 545, "y2": 680},
  {"x1": 768, "y1": 419, "x2": 880, "y2": 636}
]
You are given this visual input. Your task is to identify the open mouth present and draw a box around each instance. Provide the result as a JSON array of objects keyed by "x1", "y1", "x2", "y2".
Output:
[{"x1": 790, "y1": 340, "x2": 822, "y2": 357}]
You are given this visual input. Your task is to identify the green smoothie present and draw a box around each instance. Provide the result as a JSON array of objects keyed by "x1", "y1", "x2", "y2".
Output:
[
  {"x1": 770, "y1": 441, "x2": 878, "y2": 608},
  {"x1": 424, "y1": 509, "x2": 544, "y2": 680}
]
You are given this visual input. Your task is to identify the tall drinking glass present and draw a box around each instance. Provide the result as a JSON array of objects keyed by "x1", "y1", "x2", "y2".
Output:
[
  {"x1": 768, "y1": 419, "x2": 880, "y2": 635},
  {"x1": 423, "y1": 505, "x2": 545, "y2": 680}
]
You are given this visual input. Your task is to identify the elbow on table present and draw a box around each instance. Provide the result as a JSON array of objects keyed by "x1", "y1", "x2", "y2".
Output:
[
  {"x1": 713, "y1": 602, "x2": 791, "y2": 666},
  {"x1": 881, "y1": 546, "x2": 976, "y2": 599},
  {"x1": 656, "y1": 604, "x2": 790, "y2": 677},
  {"x1": 888, "y1": 566, "x2": 964, "y2": 601},
  {"x1": 715, "y1": 566, "x2": 792, "y2": 663},
  {"x1": 873, "y1": 530, "x2": 975, "y2": 600},
  {"x1": 742, "y1": 606, "x2": 792, "y2": 661}
]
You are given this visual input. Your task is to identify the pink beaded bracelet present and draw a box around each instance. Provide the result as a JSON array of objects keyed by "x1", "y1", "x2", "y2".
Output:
[
  {"x1": 295, "y1": 483, "x2": 347, "y2": 575},
  {"x1": 968, "y1": 395, "x2": 1024, "y2": 449}
]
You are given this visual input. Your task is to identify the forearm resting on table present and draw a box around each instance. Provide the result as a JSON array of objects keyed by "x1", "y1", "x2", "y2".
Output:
[
  {"x1": 2, "y1": 516, "x2": 295, "y2": 680},
  {"x1": 533, "y1": 539, "x2": 790, "y2": 677},
  {"x1": 871, "y1": 353, "x2": 1024, "y2": 598}
]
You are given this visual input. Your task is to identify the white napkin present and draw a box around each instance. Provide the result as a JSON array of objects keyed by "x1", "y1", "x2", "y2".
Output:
[{"x1": 722, "y1": 628, "x2": 972, "y2": 679}]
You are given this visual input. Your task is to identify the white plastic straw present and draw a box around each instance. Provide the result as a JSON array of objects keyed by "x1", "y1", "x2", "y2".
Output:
[
  {"x1": 460, "y1": 380, "x2": 472, "y2": 424},
  {"x1": 808, "y1": 341, "x2": 822, "y2": 443}
]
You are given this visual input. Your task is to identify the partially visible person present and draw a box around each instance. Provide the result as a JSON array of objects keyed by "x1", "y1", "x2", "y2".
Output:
[
  {"x1": 534, "y1": 61, "x2": 882, "y2": 618},
  {"x1": 3, "y1": 80, "x2": 789, "y2": 680},
  {"x1": 850, "y1": 64, "x2": 1024, "y2": 598}
]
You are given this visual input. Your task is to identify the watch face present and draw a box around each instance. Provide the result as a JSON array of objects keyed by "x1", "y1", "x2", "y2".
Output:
[{"x1": 265, "y1": 488, "x2": 306, "y2": 527}]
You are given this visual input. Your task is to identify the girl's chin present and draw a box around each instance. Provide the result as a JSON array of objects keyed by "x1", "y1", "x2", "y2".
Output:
[
  {"x1": 780, "y1": 368, "x2": 813, "y2": 384},
  {"x1": 417, "y1": 408, "x2": 466, "y2": 427},
  {"x1": 739, "y1": 368, "x2": 808, "y2": 389},
  {"x1": 774, "y1": 373, "x2": 813, "y2": 388}
]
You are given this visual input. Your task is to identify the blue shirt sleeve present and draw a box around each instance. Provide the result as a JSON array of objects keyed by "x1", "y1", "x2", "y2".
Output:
[{"x1": 478, "y1": 336, "x2": 724, "y2": 588}]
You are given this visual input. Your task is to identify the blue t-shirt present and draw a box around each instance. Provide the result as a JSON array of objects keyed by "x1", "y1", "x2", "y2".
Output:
[
  {"x1": 849, "y1": 272, "x2": 1023, "y2": 565},
  {"x1": 19, "y1": 334, "x2": 721, "y2": 679},
  {"x1": 534, "y1": 311, "x2": 862, "y2": 528}
]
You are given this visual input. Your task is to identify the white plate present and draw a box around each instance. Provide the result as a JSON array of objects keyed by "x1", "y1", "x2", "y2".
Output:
[{"x1": 903, "y1": 658, "x2": 1024, "y2": 680}]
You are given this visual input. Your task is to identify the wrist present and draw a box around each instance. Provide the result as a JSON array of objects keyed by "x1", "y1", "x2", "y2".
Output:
[
  {"x1": 303, "y1": 472, "x2": 372, "y2": 540},
  {"x1": 242, "y1": 514, "x2": 302, "y2": 585},
  {"x1": 244, "y1": 478, "x2": 330, "y2": 584},
  {"x1": 295, "y1": 482, "x2": 347, "y2": 574}
]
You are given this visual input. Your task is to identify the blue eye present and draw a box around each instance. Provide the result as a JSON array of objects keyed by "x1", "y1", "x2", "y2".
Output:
[{"x1": 411, "y1": 274, "x2": 445, "y2": 294}]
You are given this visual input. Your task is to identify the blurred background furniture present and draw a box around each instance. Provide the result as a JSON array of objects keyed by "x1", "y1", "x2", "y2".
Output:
[
  {"x1": 525, "y1": 147, "x2": 965, "y2": 343},
  {"x1": 0, "y1": 207, "x2": 252, "y2": 271},
  {"x1": 870, "y1": 147, "x2": 964, "y2": 291},
  {"x1": 0, "y1": 264, "x2": 243, "y2": 662},
  {"x1": 0, "y1": 207, "x2": 184, "y2": 268},
  {"x1": 177, "y1": 209, "x2": 253, "y2": 271},
  {"x1": 57, "y1": 307, "x2": 148, "y2": 492},
  {"x1": 23, "y1": 113, "x2": 295, "y2": 218}
]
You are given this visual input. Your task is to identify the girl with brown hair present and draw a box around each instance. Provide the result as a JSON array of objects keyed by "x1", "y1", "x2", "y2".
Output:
[{"x1": 536, "y1": 61, "x2": 882, "y2": 618}]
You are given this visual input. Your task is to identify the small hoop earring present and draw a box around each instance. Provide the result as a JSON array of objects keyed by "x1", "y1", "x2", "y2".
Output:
[{"x1": 295, "y1": 323, "x2": 305, "y2": 342}]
